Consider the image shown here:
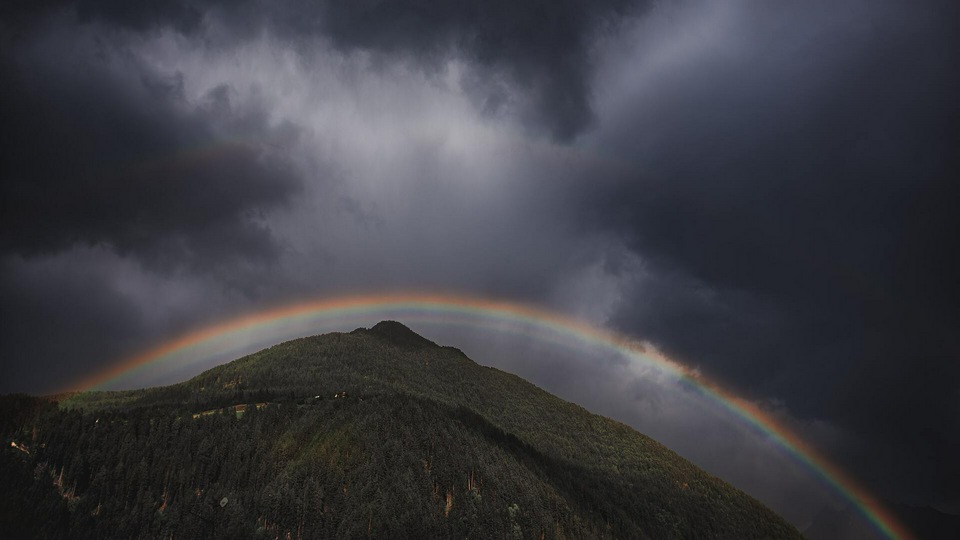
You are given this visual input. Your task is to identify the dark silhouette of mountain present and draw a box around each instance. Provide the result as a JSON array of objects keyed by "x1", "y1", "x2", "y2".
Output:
[
  {"x1": 891, "y1": 503, "x2": 960, "y2": 540},
  {"x1": 805, "y1": 500, "x2": 960, "y2": 540},
  {"x1": 1, "y1": 322, "x2": 802, "y2": 539},
  {"x1": 803, "y1": 504, "x2": 875, "y2": 540}
]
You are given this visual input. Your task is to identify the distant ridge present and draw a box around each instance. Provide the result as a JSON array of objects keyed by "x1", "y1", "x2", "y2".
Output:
[{"x1": 805, "y1": 501, "x2": 960, "y2": 540}]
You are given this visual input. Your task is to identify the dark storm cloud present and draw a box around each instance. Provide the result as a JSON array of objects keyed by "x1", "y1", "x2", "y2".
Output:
[
  {"x1": 579, "y1": 0, "x2": 959, "y2": 504},
  {"x1": 225, "y1": 0, "x2": 645, "y2": 139},
  {"x1": 309, "y1": 0, "x2": 640, "y2": 139},
  {"x1": 0, "y1": 0, "x2": 202, "y2": 32},
  {"x1": 10, "y1": 0, "x2": 645, "y2": 140},
  {"x1": 0, "y1": 255, "x2": 145, "y2": 394},
  {"x1": 0, "y1": 19, "x2": 301, "y2": 275}
]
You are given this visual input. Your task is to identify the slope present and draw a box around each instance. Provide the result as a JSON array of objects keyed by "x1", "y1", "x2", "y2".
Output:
[{"x1": 1, "y1": 321, "x2": 802, "y2": 539}]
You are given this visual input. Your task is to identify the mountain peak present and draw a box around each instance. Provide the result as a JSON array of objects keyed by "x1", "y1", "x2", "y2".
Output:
[
  {"x1": 369, "y1": 320, "x2": 438, "y2": 349},
  {"x1": 23, "y1": 326, "x2": 802, "y2": 539}
]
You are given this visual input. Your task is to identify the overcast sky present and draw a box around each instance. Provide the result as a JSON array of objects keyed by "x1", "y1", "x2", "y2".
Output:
[{"x1": 1, "y1": 0, "x2": 957, "y2": 537}]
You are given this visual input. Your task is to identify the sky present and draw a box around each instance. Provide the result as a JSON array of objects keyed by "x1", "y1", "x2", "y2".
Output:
[{"x1": 1, "y1": 0, "x2": 957, "y2": 537}]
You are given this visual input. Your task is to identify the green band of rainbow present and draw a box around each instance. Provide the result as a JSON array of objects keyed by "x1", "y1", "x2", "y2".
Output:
[{"x1": 63, "y1": 292, "x2": 912, "y2": 539}]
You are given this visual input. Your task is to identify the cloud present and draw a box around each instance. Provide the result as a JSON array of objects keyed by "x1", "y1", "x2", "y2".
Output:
[
  {"x1": 0, "y1": 250, "x2": 146, "y2": 393},
  {"x1": 0, "y1": 16, "x2": 301, "y2": 280},
  {"x1": 576, "y1": 0, "x2": 960, "y2": 504},
  {"x1": 12, "y1": 0, "x2": 647, "y2": 140},
  {"x1": 307, "y1": 0, "x2": 643, "y2": 140},
  {"x1": 1, "y1": 0, "x2": 203, "y2": 32},
  {"x1": 0, "y1": 14, "x2": 614, "y2": 390}
]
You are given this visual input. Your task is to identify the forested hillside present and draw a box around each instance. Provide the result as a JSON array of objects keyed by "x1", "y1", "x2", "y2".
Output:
[{"x1": 0, "y1": 322, "x2": 802, "y2": 539}]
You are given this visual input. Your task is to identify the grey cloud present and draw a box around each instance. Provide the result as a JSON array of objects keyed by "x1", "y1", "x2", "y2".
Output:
[
  {"x1": 0, "y1": 20, "x2": 302, "y2": 280},
  {"x1": 220, "y1": 0, "x2": 645, "y2": 139},
  {"x1": 10, "y1": 0, "x2": 646, "y2": 140},
  {"x1": 309, "y1": 0, "x2": 642, "y2": 139},
  {"x1": 0, "y1": 0, "x2": 203, "y2": 32},
  {"x1": 0, "y1": 254, "x2": 145, "y2": 394},
  {"x1": 576, "y1": 0, "x2": 959, "y2": 505}
]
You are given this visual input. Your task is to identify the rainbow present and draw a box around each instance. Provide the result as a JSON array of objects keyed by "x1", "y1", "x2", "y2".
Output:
[{"x1": 63, "y1": 292, "x2": 912, "y2": 539}]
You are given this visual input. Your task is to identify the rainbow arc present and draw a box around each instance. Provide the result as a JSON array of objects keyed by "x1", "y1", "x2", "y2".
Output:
[{"x1": 64, "y1": 292, "x2": 912, "y2": 540}]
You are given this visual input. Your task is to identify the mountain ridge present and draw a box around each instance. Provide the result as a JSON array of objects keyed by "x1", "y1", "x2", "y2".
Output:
[{"x1": 2, "y1": 322, "x2": 802, "y2": 539}]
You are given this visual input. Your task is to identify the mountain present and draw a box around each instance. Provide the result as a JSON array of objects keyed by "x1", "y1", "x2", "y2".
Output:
[{"x1": 0, "y1": 321, "x2": 802, "y2": 539}]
